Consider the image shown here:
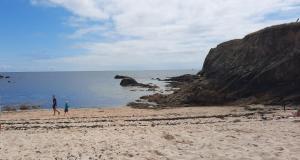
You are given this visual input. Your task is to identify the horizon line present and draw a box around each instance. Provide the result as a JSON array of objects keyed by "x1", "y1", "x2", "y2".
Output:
[{"x1": 0, "y1": 68, "x2": 199, "y2": 73}]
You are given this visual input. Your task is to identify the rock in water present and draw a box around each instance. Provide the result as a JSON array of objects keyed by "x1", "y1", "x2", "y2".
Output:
[
  {"x1": 114, "y1": 75, "x2": 130, "y2": 79},
  {"x1": 118, "y1": 76, "x2": 159, "y2": 89},
  {"x1": 0, "y1": 75, "x2": 10, "y2": 79},
  {"x1": 120, "y1": 78, "x2": 139, "y2": 86},
  {"x1": 149, "y1": 23, "x2": 300, "y2": 106}
]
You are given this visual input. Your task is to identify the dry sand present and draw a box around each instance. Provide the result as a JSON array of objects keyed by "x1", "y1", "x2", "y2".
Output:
[{"x1": 0, "y1": 106, "x2": 300, "y2": 160}]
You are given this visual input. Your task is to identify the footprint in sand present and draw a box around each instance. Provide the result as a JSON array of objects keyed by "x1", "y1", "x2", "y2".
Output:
[
  {"x1": 162, "y1": 132, "x2": 175, "y2": 141},
  {"x1": 152, "y1": 150, "x2": 164, "y2": 156}
]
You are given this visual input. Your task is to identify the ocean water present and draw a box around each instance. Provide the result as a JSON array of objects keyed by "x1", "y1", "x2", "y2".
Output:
[{"x1": 0, "y1": 70, "x2": 196, "y2": 108}]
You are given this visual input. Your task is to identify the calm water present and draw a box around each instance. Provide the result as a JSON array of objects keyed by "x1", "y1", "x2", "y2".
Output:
[{"x1": 0, "y1": 70, "x2": 196, "y2": 108}]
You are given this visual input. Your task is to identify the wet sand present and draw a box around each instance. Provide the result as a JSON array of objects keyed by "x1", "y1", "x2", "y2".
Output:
[{"x1": 0, "y1": 106, "x2": 300, "y2": 160}]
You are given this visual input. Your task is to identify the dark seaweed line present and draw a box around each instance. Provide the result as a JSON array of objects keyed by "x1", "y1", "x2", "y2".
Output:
[
  {"x1": 1, "y1": 122, "x2": 193, "y2": 130},
  {"x1": 124, "y1": 112, "x2": 256, "y2": 122},
  {"x1": 1, "y1": 119, "x2": 113, "y2": 125},
  {"x1": 0, "y1": 115, "x2": 135, "y2": 123},
  {"x1": 1, "y1": 113, "x2": 255, "y2": 125},
  {"x1": 2, "y1": 118, "x2": 278, "y2": 131},
  {"x1": 1, "y1": 112, "x2": 257, "y2": 127}
]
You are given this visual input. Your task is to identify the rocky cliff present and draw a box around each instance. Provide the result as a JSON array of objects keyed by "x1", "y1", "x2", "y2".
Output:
[{"x1": 154, "y1": 23, "x2": 300, "y2": 106}]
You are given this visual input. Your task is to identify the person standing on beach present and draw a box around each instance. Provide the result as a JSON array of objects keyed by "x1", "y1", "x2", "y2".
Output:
[
  {"x1": 52, "y1": 95, "x2": 60, "y2": 116},
  {"x1": 64, "y1": 101, "x2": 69, "y2": 116},
  {"x1": 282, "y1": 102, "x2": 286, "y2": 112}
]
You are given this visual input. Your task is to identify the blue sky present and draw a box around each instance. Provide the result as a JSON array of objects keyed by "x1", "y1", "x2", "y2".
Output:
[
  {"x1": 0, "y1": 0, "x2": 300, "y2": 71},
  {"x1": 0, "y1": 0, "x2": 81, "y2": 70}
]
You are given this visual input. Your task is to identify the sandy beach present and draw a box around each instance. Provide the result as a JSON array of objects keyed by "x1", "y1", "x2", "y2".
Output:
[
  {"x1": 0, "y1": 106, "x2": 299, "y2": 160},
  {"x1": 1, "y1": 1, "x2": 300, "y2": 159}
]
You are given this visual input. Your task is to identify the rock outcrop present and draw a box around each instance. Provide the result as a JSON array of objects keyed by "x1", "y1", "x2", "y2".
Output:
[
  {"x1": 164, "y1": 74, "x2": 200, "y2": 88},
  {"x1": 147, "y1": 23, "x2": 300, "y2": 106}
]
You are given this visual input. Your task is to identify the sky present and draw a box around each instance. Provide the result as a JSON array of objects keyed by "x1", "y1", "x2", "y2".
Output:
[{"x1": 0, "y1": 0, "x2": 300, "y2": 72}]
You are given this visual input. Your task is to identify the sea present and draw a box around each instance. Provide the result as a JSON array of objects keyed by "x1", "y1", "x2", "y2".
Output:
[{"x1": 0, "y1": 70, "x2": 196, "y2": 109}]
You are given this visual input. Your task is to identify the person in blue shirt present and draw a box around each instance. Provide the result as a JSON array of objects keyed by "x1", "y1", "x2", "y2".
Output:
[{"x1": 64, "y1": 101, "x2": 70, "y2": 116}]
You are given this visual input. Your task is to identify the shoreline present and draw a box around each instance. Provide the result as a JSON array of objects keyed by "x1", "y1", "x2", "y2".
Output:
[{"x1": 1, "y1": 105, "x2": 300, "y2": 159}]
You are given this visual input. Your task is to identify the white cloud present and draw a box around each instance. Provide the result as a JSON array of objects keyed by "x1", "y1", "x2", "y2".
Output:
[
  {"x1": 32, "y1": 0, "x2": 110, "y2": 20},
  {"x1": 31, "y1": 0, "x2": 300, "y2": 71}
]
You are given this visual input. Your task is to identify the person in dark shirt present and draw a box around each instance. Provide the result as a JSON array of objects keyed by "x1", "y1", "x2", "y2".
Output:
[{"x1": 52, "y1": 95, "x2": 60, "y2": 116}]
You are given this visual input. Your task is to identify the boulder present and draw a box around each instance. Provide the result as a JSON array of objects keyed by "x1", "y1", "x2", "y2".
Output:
[
  {"x1": 118, "y1": 76, "x2": 159, "y2": 89},
  {"x1": 120, "y1": 78, "x2": 138, "y2": 86}
]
